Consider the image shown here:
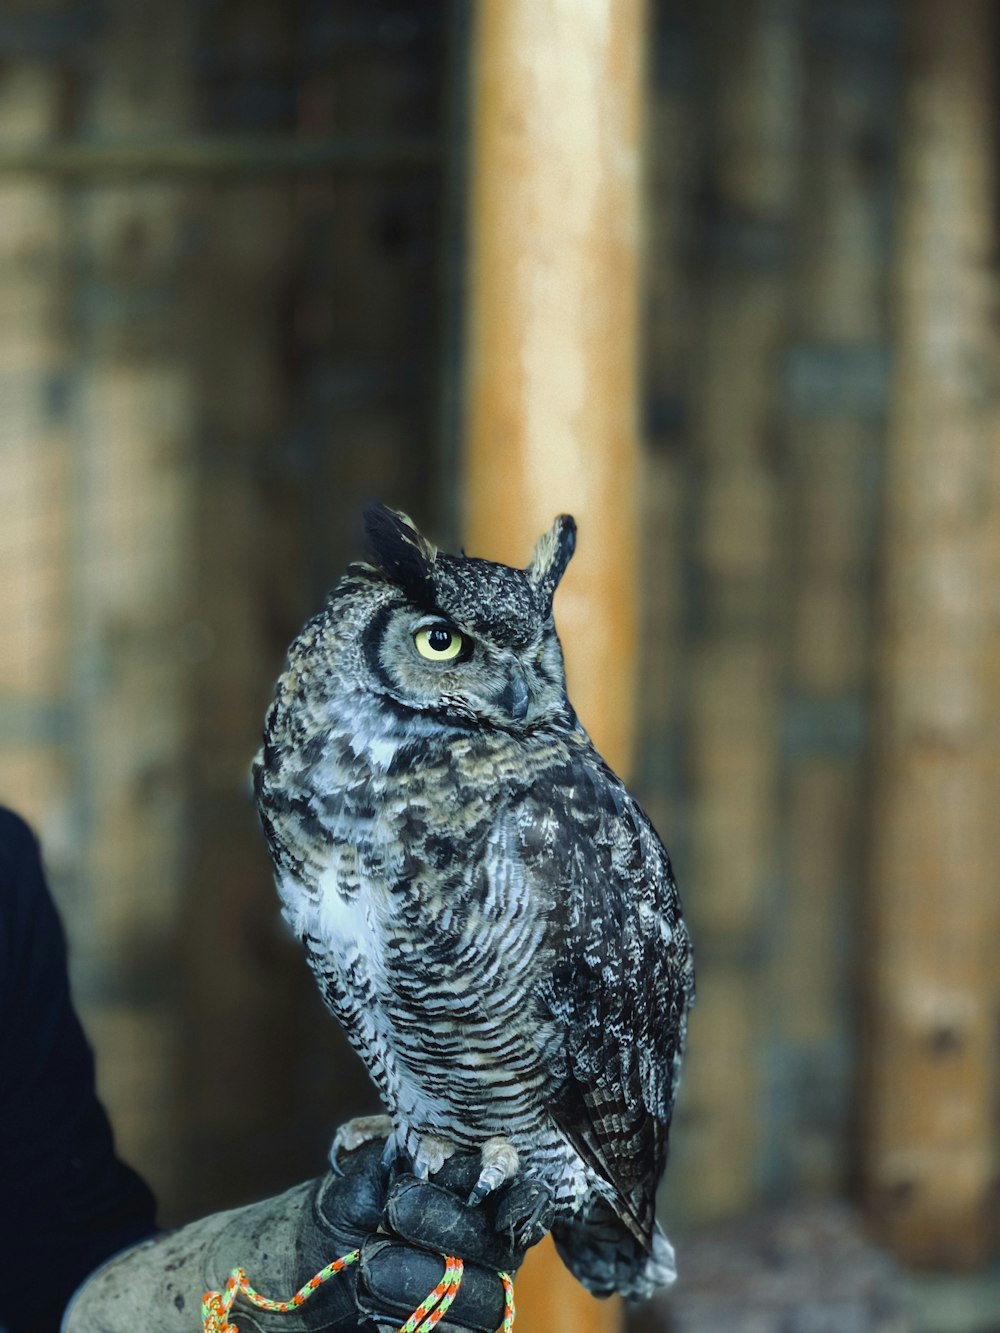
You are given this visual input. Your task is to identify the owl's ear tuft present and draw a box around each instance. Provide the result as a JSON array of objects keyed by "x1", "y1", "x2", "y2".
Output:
[
  {"x1": 526, "y1": 514, "x2": 576, "y2": 609},
  {"x1": 363, "y1": 503, "x2": 438, "y2": 603}
]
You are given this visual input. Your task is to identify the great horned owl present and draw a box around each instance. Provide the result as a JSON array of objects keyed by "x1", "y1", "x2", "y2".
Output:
[{"x1": 253, "y1": 504, "x2": 694, "y2": 1300}]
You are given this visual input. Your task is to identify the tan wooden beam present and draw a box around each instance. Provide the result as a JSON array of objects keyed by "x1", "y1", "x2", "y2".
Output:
[
  {"x1": 862, "y1": 0, "x2": 1000, "y2": 1269},
  {"x1": 463, "y1": 0, "x2": 645, "y2": 780},
  {"x1": 462, "y1": 1, "x2": 646, "y2": 1327}
]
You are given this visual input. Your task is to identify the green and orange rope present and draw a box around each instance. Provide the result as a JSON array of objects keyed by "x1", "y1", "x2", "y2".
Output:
[{"x1": 201, "y1": 1247, "x2": 515, "y2": 1333}]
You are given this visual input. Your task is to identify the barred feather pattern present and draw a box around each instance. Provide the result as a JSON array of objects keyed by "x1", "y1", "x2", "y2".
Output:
[{"x1": 253, "y1": 506, "x2": 694, "y2": 1300}]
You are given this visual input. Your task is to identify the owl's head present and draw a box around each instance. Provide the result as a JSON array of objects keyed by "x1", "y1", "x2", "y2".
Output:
[{"x1": 311, "y1": 502, "x2": 577, "y2": 733}]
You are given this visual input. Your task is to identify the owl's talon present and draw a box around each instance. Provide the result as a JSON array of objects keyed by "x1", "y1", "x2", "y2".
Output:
[
  {"x1": 468, "y1": 1136, "x2": 520, "y2": 1205},
  {"x1": 329, "y1": 1114, "x2": 394, "y2": 1174},
  {"x1": 411, "y1": 1132, "x2": 457, "y2": 1180},
  {"x1": 498, "y1": 1177, "x2": 555, "y2": 1247}
]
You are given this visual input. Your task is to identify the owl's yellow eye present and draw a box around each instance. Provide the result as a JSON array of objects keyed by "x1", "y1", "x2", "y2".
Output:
[{"x1": 414, "y1": 625, "x2": 464, "y2": 662}]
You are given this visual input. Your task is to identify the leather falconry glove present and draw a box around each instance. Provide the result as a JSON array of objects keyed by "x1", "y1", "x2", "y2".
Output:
[{"x1": 63, "y1": 1139, "x2": 551, "y2": 1333}]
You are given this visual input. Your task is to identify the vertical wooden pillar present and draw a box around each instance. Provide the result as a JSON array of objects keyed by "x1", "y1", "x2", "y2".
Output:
[
  {"x1": 0, "y1": 67, "x2": 73, "y2": 842},
  {"x1": 181, "y1": 3, "x2": 301, "y2": 1216},
  {"x1": 463, "y1": 2, "x2": 645, "y2": 1327},
  {"x1": 464, "y1": 0, "x2": 644, "y2": 777},
  {"x1": 774, "y1": 0, "x2": 892, "y2": 1199},
  {"x1": 677, "y1": 0, "x2": 800, "y2": 1223},
  {"x1": 863, "y1": 0, "x2": 1000, "y2": 1269},
  {"x1": 72, "y1": 0, "x2": 196, "y2": 1215}
]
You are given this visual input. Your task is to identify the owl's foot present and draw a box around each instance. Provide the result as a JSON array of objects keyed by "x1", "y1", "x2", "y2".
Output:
[
  {"x1": 328, "y1": 1113, "x2": 394, "y2": 1174},
  {"x1": 469, "y1": 1136, "x2": 520, "y2": 1205},
  {"x1": 495, "y1": 1175, "x2": 555, "y2": 1247},
  {"x1": 409, "y1": 1131, "x2": 459, "y2": 1180}
]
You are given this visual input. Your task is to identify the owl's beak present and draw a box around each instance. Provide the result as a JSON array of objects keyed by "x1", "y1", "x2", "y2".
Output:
[{"x1": 496, "y1": 664, "x2": 530, "y2": 722}]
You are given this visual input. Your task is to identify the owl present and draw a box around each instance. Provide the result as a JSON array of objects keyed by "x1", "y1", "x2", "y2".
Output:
[{"x1": 253, "y1": 503, "x2": 694, "y2": 1300}]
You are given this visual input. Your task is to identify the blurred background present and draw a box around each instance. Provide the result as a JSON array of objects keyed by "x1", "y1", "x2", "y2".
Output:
[{"x1": 1, "y1": 1, "x2": 999, "y2": 1330}]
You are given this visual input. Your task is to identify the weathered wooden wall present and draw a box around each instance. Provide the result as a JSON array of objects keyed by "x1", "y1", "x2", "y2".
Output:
[
  {"x1": 862, "y1": 0, "x2": 1000, "y2": 1269},
  {"x1": 0, "y1": 0, "x2": 445, "y2": 1224},
  {"x1": 643, "y1": 0, "x2": 1000, "y2": 1287},
  {"x1": 176, "y1": 0, "x2": 447, "y2": 1220},
  {"x1": 642, "y1": 0, "x2": 898, "y2": 1239}
]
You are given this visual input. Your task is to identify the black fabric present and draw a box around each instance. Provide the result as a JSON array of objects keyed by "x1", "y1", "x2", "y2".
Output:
[{"x1": 0, "y1": 809, "x2": 157, "y2": 1333}]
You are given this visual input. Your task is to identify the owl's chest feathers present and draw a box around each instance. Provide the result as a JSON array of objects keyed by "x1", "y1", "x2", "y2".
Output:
[
  {"x1": 305, "y1": 697, "x2": 557, "y2": 881},
  {"x1": 284, "y1": 710, "x2": 544, "y2": 999}
]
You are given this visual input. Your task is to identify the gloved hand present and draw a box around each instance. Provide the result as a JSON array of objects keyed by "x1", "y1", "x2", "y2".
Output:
[
  {"x1": 358, "y1": 1152, "x2": 552, "y2": 1332},
  {"x1": 63, "y1": 1135, "x2": 551, "y2": 1333}
]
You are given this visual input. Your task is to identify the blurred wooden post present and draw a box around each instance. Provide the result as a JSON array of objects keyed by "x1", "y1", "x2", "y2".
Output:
[
  {"x1": 774, "y1": 0, "x2": 893, "y2": 1199},
  {"x1": 71, "y1": 0, "x2": 197, "y2": 1211},
  {"x1": 863, "y1": 0, "x2": 1000, "y2": 1268},
  {"x1": 463, "y1": 1, "x2": 645, "y2": 1328},
  {"x1": 0, "y1": 68, "x2": 73, "y2": 838},
  {"x1": 677, "y1": 0, "x2": 800, "y2": 1223}
]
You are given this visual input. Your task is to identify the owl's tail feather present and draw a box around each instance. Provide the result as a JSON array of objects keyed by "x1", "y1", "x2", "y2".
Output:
[{"x1": 551, "y1": 1210, "x2": 677, "y2": 1301}]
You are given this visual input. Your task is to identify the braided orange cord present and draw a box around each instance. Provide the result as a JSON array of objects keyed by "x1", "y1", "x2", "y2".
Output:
[
  {"x1": 398, "y1": 1254, "x2": 464, "y2": 1332},
  {"x1": 498, "y1": 1271, "x2": 515, "y2": 1333},
  {"x1": 202, "y1": 1248, "x2": 360, "y2": 1332},
  {"x1": 201, "y1": 1248, "x2": 513, "y2": 1333}
]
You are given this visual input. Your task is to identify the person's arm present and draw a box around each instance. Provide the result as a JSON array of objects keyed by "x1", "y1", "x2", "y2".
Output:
[
  {"x1": 0, "y1": 810, "x2": 157, "y2": 1333},
  {"x1": 64, "y1": 1136, "x2": 548, "y2": 1332}
]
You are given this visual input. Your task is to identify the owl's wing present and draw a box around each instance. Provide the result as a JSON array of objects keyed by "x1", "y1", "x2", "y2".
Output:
[{"x1": 489, "y1": 756, "x2": 693, "y2": 1250}]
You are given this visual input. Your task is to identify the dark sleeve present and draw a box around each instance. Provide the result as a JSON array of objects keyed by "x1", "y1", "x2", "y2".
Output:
[{"x1": 0, "y1": 810, "x2": 158, "y2": 1333}]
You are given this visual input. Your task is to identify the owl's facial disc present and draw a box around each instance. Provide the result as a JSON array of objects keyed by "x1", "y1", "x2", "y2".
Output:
[
  {"x1": 353, "y1": 503, "x2": 573, "y2": 729},
  {"x1": 363, "y1": 600, "x2": 564, "y2": 730}
]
